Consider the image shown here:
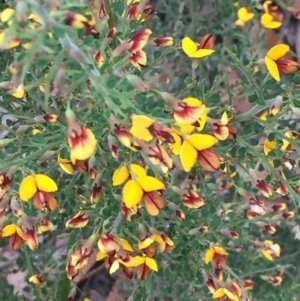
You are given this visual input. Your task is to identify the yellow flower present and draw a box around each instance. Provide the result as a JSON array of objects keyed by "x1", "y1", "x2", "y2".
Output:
[
  {"x1": 130, "y1": 115, "x2": 155, "y2": 142},
  {"x1": 261, "y1": 12, "x2": 282, "y2": 29},
  {"x1": 123, "y1": 168, "x2": 165, "y2": 208},
  {"x1": 29, "y1": 274, "x2": 46, "y2": 287},
  {"x1": 65, "y1": 211, "x2": 89, "y2": 228},
  {"x1": 0, "y1": 30, "x2": 20, "y2": 49},
  {"x1": 133, "y1": 254, "x2": 158, "y2": 279},
  {"x1": 182, "y1": 34, "x2": 214, "y2": 58},
  {"x1": 213, "y1": 288, "x2": 239, "y2": 301},
  {"x1": 204, "y1": 246, "x2": 228, "y2": 264},
  {"x1": 19, "y1": 174, "x2": 58, "y2": 211},
  {"x1": 180, "y1": 134, "x2": 219, "y2": 172},
  {"x1": 9, "y1": 83, "x2": 27, "y2": 99},
  {"x1": 67, "y1": 127, "x2": 97, "y2": 161},
  {"x1": 235, "y1": 7, "x2": 254, "y2": 27},
  {"x1": 2, "y1": 224, "x2": 25, "y2": 250},
  {"x1": 261, "y1": 240, "x2": 281, "y2": 261},
  {"x1": 0, "y1": 8, "x2": 15, "y2": 24},
  {"x1": 265, "y1": 44, "x2": 299, "y2": 81},
  {"x1": 58, "y1": 155, "x2": 74, "y2": 174}
]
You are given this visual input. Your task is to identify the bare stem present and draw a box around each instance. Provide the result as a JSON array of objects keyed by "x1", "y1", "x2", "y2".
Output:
[{"x1": 104, "y1": 0, "x2": 115, "y2": 29}]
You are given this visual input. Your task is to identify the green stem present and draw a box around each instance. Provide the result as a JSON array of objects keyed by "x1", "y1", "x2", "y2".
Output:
[
  {"x1": 22, "y1": 246, "x2": 35, "y2": 274},
  {"x1": 104, "y1": 0, "x2": 115, "y2": 29},
  {"x1": 0, "y1": 141, "x2": 61, "y2": 171},
  {"x1": 231, "y1": 98, "x2": 277, "y2": 124},
  {"x1": 243, "y1": 264, "x2": 292, "y2": 278}
]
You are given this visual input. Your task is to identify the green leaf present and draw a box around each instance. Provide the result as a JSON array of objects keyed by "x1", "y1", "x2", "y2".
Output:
[{"x1": 52, "y1": 26, "x2": 67, "y2": 39}]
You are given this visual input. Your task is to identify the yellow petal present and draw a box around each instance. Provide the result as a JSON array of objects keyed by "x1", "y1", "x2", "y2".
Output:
[
  {"x1": 264, "y1": 139, "x2": 276, "y2": 155},
  {"x1": 169, "y1": 131, "x2": 183, "y2": 155},
  {"x1": 265, "y1": 56, "x2": 280, "y2": 81},
  {"x1": 129, "y1": 164, "x2": 147, "y2": 177},
  {"x1": 204, "y1": 247, "x2": 215, "y2": 264},
  {"x1": 187, "y1": 134, "x2": 218, "y2": 151},
  {"x1": 267, "y1": 44, "x2": 290, "y2": 61},
  {"x1": 264, "y1": 21, "x2": 282, "y2": 29},
  {"x1": 16, "y1": 227, "x2": 26, "y2": 240},
  {"x1": 138, "y1": 235, "x2": 156, "y2": 249},
  {"x1": 29, "y1": 13, "x2": 43, "y2": 24},
  {"x1": 131, "y1": 115, "x2": 155, "y2": 127},
  {"x1": 262, "y1": 249, "x2": 274, "y2": 261},
  {"x1": 182, "y1": 37, "x2": 198, "y2": 57},
  {"x1": 135, "y1": 176, "x2": 165, "y2": 192},
  {"x1": 133, "y1": 256, "x2": 146, "y2": 266},
  {"x1": 59, "y1": 162, "x2": 74, "y2": 174},
  {"x1": 183, "y1": 97, "x2": 202, "y2": 106},
  {"x1": 180, "y1": 140, "x2": 197, "y2": 172},
  {"x1": 145, "y1": 257, "x2": 158, "y2": 271},
  {"x1": 192, "y1": 49, "x2": 215, "y2": 58},
  {"x1": 261, "y1": 13, "x2": 274, "y2": 25},
  {"x1": 122, "y1": 179, "x2": 143, "y2": 207},
  {"x1": 214, "y1": 246, "x2": 228, "y2": 255},
  {"x1": 223, "y1": 289, "x2": 238, "y2": 301},
  {"x1": 96, "y1": 251, "x2": 107, "y2": 261},
  {"x1": 2, "y1": 224, "x2": 17, "y2": 237},
  {"x1": 112, "y1": 165, "x2": 129, "y2": 186},
  {"x1": 130, "y1": 125, "x2": 153, "y2": 141},
  {"x1": 109, "y1": 260, "x2": 120, "y2": 274},
  {"x1": 35, "y1": 174, "x2": 58, "y2": 192},
  {"x1": 213, "y1": 288, "x2": 225, "y2": 299},
  {"x1": 120, "y1": 238, "x2": 134, "y2": 252},
  {"x1": 238, "y1": 7, "x2": 254, "y2": 22},
  {"x1": 19, "y1": 175, "x2": 38, "y2": 201},
  {"x1": 261, "y1": 13, "x2": 282, "y2": 29},
  {"x1": 1, "y1": 8, "x2": 15, "y2": 23},
  {"x1": 175, "y1": 122, "x2": 195, "y2": 134},
  {"x1": 197, "y1": 104, "x2": 207, "y2": 131}
]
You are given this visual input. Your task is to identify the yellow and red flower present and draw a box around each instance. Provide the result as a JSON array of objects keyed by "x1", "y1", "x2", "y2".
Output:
[
  {"x1": 182, "y1": 34, "x2": 214, "y2": 58},
  {"x1": 128, "y1": 28, "x2": 152, "y2": 69},
  {"x1": 180, "y1": 133, "x2": 219, "y2": 172},
  {"x1": 37, "y1": 216, "x2": 53, "y2": 234},
  {"x1": 152, "y1": 37, "x2": 174, "y2": 47},
  {"x1": 173, "y1": 186, "x2": 205, "y2": 209},
  {"x1": 126, "y1": 4, "x2": 154, "y2": 22},
  {"x1": 2, "y1": 224, "x2": 25, "y2": 250},
  {"x1": 235, "y1": 7, "x2": 254, "y2": 27},
  {"x1": 0, "y1": 172, "x2": 13, "y2": 200},
  {"x1": 133, "y1": 253, "x2": 158, "y2": 279},
  {"x1": 162, "y1": 95, "x2": 207, "y2": 126},
  {"x1": 109, "y1": 115, "x2": 140, "y2": 151},
  {"x1": 29, "y1": 274, "x2": 47, "y2": 287},
  {"x1": 21, "y1": 216, "x2": 39, "y2": 251},
  {"x1": 212, "y1": 112, "x2": 230, "y2": 141},
  {"x1": 264, "y1": 44, "x2": 299, "y2": 81},
  {"x1": 90, "y1": 173, "x2": 102, "y2": 204},
  {"x1": 64, "y1": 12, "x2": 99, "y2": 38},
  {"x1": 260, "y1": 1, "x2": 283, "y2": 29},
  {"x1": 65, "y1": 211, "x2": 89, "y2": 228},
  {"x1": 130, "y1": 114, "x2": 174, "y2": 143},
  {"x1": 213, "y1": 280, "x2": 241, "y2": 301},
  {"x1": 205, "y1": 245, "x2": 228, "y2": 280},
  {"x1": 19, "y1": 174, "x2": 58, "y2": 211},
  {"x1": 58, "y1": 154, "x2": 87, "y2": 174},
  {"x1": 112, "y1": 164, "x2": 166, "y2": 216},
  {"x1": 138, "y1": 141, "x2": 173, "y2": 174},
  {"x1": 66, "y1": 108, "x2": 97, "y2": 161},
  {"x1": 261, "y1": 240, "x2": 281, "y2": 261}
]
